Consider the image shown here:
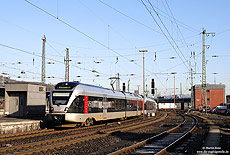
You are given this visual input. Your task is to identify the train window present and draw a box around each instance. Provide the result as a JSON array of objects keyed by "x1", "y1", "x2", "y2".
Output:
[
  {"x1": 68, "y1": 96, "x2": 84, "y2": 113},
  {"x1": 107, "y1": 98, "x2": 115, "y2": 112},
  {"x1": 146, "y1": 101, "x2": 154, "y2": 110},
  {"x1": 107, "y1": 98, "x2": 125, "y2": 112},
  {"x1": 88, "y1": 96, "x2": 103, "y2": 113},
  {"x1": 52, "y1": 96, "x2": 69, "y2": 105},
  {"x1": 126, "y1": 100, "x2": 138, "y2": 111},
  {"x1": 52, "y1": 91, "x2": 72, "y2": 105},
  {"x1": 138, "y1": 100, "x2": 142, "y2": 110}
]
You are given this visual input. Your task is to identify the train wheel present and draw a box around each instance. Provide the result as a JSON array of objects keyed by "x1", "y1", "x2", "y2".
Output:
[{"x1": 85, "y1": 118, "x2": 93, "y2": 127}]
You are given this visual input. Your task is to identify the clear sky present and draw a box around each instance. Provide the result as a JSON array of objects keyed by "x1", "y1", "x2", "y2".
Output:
[{"x1": 0, "y1": 0, "x2": 230, "y2": 96}]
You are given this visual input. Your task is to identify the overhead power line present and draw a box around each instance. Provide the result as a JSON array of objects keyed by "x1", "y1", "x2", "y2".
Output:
[
  {"x1": 164, "y1": 0, "x2": 192, "y2": 55},
  {"x1": 141, "y1": 0, "x2": 190, "y2": 71},
  {"x1": 24, "y1": 0, "x2": 133, "y2": 63},
  {"x1": 98, "y1": 0, "x2": 162, "y2": 35},
  {"x1": 24, "y1": 0, "x2": 168, "y2": 89},
  {"x1": 136, "y1": 0, "x2": 199, "y2": 34},
  {"x1": 147, "y1": 0, "x2": 189, "y2": 65},
  {"x1": 0, "y1": 42, "x2": 109, "y2": 76}
]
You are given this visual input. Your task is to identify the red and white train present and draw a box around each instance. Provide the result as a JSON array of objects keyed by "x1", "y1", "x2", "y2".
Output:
[{"x1": 47, "y1": 82, "x2": 156, "y2": 126}]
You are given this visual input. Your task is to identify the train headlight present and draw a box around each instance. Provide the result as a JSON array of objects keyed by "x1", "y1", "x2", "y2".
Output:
[
  {"x1": 50, "y1": 107, "x2": 54, "y2": 111},
  {"x1": 65, "y1": 107, "x2": 69, "y2": 111}
]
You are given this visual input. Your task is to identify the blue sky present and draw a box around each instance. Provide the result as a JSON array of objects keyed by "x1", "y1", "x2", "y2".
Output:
[{"x1": 0, "y1": 0, "x2": 230, "y2": 96}]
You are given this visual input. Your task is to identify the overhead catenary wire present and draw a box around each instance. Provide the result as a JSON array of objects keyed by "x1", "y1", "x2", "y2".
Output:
[
  {"x1": 24, "y1": 0, "x2": 168, "y2": 89},
  {"x1": 136, "y1": 0, "x2": 199, "y2": 34},
  {"x1": 46, "y1": 41, "x2": 64, "y2": 57},
  {"x1": 141, "y1": 0, "x2": 190, "y2": 71},
  {"x1": 147, "y1": 0, "x2": 190, "y2": 66},
  {"x1": 97, "y1": 0, "x2": 162, "y2": 35},
  {"x1": 78, "y1": 0, "x2": 139, "y2": 52},
  {"x1": 0, "y1": 42, "x2": 110, "y2": 77},
  {"x1": 164, "y1": 0, "x2": 192, "y2": 55},
  {"x1": 24, "y1": 0, "x2": 133, "y2": 64}
]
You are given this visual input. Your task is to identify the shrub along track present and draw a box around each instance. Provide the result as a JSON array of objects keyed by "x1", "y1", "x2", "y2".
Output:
[{"x1": 0, "y1": 112, "x2": 166, "y2": 154}]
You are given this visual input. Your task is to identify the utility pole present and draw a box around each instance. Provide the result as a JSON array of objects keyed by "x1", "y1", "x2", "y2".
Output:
[
  {"x1": 201, "y1": 29, "x2": 215, "y2": 114},
  {"x1": 174, "y1": 75, "x2": 176, "y2": 108},
  {"x1": 139, "y1": 50, "x2": 148, "y2": 112},
  {"x1": 191, "y1": 68, "x2": 194, "y2": 109},
  {"x1": 128, "y1": 79, "x2": 130, "y2": 92},
  {"x1": 64, "y1": 48, "x2": 71, "y2": 81},
  {"x1": 41, "y1": 35, "x2": 46, "y2": 84},
  {"x1": 1, "y1": 76, "x2": 4, "y2": 87},
  {"x1": 116, "y1": 73, "x2": 120, "y2": 91},
  {"x1": 145, "y1": 84, "x2": 148, "y2": 97},
  {"x1": 137, "y1": 85, "x2": 140, "y2": 94}
]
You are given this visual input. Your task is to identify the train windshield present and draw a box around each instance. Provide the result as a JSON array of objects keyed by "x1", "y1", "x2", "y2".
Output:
[{"x1": 52, "y1": 92, "x2": 72, "y2": 105}]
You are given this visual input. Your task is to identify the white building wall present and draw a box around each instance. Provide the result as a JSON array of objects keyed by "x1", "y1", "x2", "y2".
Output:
[{"x1": 158, "y1": 103, "x2": 177, "y2": 109}]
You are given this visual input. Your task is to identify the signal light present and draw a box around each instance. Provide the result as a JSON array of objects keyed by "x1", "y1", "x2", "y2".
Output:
[
  {"x1": 122, "y1": 83, "x2": 126, "y2": 92},
  {"x1": 151, "y1": 88, "x2": 155, "y2": 95},
  {"x1": 151, "y1": 79, "x2": 155, "y2": 95},
  {"x1": 151, "y1": 79, "x2": 155, "y2": 89}
]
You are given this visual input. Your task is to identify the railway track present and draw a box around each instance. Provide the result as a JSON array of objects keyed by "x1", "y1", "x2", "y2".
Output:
[
  {"x1": 0, "y1": 114, "x2": 153, "y2": 145},
  {"x1": 109, "y1": 114, "x2": 197, "y2": 155},
  {"x1": 0, "y1": 113, "x2": 167, "y2": 155}
]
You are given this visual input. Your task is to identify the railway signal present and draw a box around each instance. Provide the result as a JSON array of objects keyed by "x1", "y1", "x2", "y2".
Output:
[{"x1": 151, "y1": 79, "x2": 155, "y2": 95}]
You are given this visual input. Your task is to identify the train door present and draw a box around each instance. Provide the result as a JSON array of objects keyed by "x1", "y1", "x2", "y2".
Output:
[{"x1": 103, "y1": 97, "x2": 107, "y2": 119}]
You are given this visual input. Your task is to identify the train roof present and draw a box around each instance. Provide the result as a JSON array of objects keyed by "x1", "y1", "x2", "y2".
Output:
[
  {"x1": 145, "y1": 97, "x2": 155, "y2": 102},
  {"x1": 54, "y1": 82, "x2": 143, "y2": 100},
  {"x1": 124, "y1": 92, "x2": 143, "y2": 100},
  {"x1": 55, "y1": 81, "x2": 109, "y2": 90},
  {"x1": 54, "y1": 82, "x2": 124, "y2": 99}
]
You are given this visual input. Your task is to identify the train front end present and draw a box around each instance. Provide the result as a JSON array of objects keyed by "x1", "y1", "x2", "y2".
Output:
[{"x1": 47, "y1": 82, "x2": 78, "y2": 125}]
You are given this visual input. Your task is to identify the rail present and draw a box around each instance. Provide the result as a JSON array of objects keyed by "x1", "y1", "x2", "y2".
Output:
[{"x1": 109, "y1": 114, "x2": 197, "y2": 155}]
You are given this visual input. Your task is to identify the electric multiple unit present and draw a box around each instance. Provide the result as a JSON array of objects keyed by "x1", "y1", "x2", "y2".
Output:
[{"x1": 47, "y1": 82, "x2": 156, "y2": 126}]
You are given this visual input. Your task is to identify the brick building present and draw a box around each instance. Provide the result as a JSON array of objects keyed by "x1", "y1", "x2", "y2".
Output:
[{"x1": 193, "y1": 84, "x2": 225, "y2": 109}]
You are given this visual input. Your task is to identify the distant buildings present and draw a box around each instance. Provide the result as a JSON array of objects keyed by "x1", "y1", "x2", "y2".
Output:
[{"x1": 193, "y1": 84, "x2": 225, "y2": 109}]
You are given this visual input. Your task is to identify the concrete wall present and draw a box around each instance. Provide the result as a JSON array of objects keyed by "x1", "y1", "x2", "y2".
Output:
[
  {"x1": 27, "y1": 84, "x2": 46, "y2": 106},
  {"x1": 0, "y1": 120, "x2": 41, "y2": 134},
  {"x1": 5, "y1": 84, "x2": 28, "y2": 91},
  {"x1": 4, "y1": 83, "x2": 46, "y2": 118}
]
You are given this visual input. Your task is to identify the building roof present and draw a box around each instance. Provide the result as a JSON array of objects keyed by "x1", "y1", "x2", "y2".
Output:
[
  {"x1": 195, "y1": 84, "x2": 225, "y2": 89},
  {"x1": 0, "y1": 76, "x2": 54, "y2": 92}
]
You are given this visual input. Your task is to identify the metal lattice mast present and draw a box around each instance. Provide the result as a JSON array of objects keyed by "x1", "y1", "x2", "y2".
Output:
[
  {"x1": 201, "y1": 30, "x2": 206, "y2": 112},
  {"x1": 191, "y1": 67, "x2": 194, "y2": 109},
  {"x1": 64, "y1": 48, "x2": 71, "y2": 81},
  {"x1": 116, "y1": 73, "x2": 120, "y2": 91},
  {"x1": 41, "y1": 35, "x2": 46, "y2": 83},
  {"x1": 201, "y1": 29, "x2": 215, "y2": 113}
]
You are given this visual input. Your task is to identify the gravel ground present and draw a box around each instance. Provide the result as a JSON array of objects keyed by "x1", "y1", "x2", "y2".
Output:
[
  {"x1": 39, "y1": 112, "x2": 182, "y2": 155},
  {"x1": 195, "y1": 112, "x2": 230, "y2": 153}
]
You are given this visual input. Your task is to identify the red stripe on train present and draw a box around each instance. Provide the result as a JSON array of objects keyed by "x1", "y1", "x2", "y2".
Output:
[{"x1": 84, "y1": 96, "x2": 88, "y2": 114}]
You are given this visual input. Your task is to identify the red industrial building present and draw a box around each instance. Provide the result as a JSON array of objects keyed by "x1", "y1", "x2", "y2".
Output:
[{"x1": 193, "y1": 84, "x2": 225, "y2": 109}]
